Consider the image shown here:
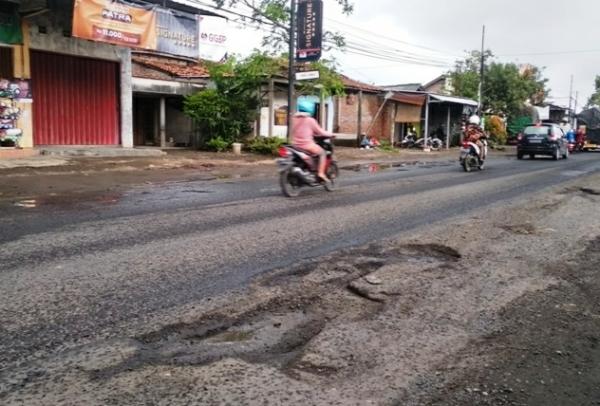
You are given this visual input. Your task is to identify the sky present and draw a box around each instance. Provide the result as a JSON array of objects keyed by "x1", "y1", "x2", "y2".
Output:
[{"x1": 224, "y1": 0, "x2": 600, "y2": 111}]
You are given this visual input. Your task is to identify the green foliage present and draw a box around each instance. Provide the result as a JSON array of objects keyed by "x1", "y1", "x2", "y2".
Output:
[
  {"x1": 247, "y1": 136, "x2": 285, "y2": 155},
  {"x1": 206, "y1": 136, "x2": 231, "y2": 152},
  {"x1": 377, "y1": 139, "x2": 395, "y2": 152},
  {"x1": 586, "y1": 75, "x2": 600, "y2": 108},
  {"x1": 449, "y1": 50, "x2": 549, "y2": 118},
  {"x1": 185, "y1": 51, "x2": 346, "y2": 149},
  {"x1": 507, "y1": 116, "x2": 533, "y2": 135},
  {"x1": 297, "y1": 59, "x2": 346, "y2": 97},
  {"x1": 184, "y1": 52, "x2": 280, "y2": 147},
  {"x1": 211, "y1": 0, "x2": 353, "y2": 51},
  {"x1": 485, "y1": 115, "x2": 507, "y2": 145}
]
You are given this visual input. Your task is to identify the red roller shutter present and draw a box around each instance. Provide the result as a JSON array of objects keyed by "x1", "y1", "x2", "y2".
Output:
[{"x1": 31, "y1": 51, "x2": 120, "y2": 145}]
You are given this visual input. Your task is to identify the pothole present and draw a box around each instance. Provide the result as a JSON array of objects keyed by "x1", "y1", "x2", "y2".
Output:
[
  {"x1": 581, "y1": 187, "x2": 600, "y2": 196},
  {"x1": 501, "y1": 223, "x2": 537, "y2": 235}
]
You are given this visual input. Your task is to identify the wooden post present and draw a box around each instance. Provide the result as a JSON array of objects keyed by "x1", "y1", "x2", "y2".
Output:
[
  {"x1": 159, "y1": 97, "x2": 166, "y2": 148},
  {"x1": 446, "y1": 104, "x2": 451, "y2": 149},
  {"x1": 268, "y1": 78, "x2": 274, "y2": 138},
  {"x1": 319, "y1": 90, "x2": 325, "y2": 127},
  {"x1": 357, "y1": 90, "x2": 363, "y2": 146},
  {"x1": 424, "y1": 94, "x2": 430, "y2": 149}
]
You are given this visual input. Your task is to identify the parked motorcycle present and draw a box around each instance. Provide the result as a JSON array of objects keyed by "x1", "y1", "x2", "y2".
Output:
[
  {"x1": 414, "y1": 136, "x2": 443, "y2": 150},
  {"x1": 400, "y1": 134, "x2": 417, "y2": 148},
  {"x1": 277, "y1": 136, "x2": 339, "y2": 197},
  {"x1": 459, "y1": 138, "x2": 488, "y2": 172}
]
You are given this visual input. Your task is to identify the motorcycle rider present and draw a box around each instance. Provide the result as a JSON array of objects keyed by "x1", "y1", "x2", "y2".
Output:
[
  {"x1": 464, "y1": 114, "x2": 486, "y2": 160},
  {"x1": 291, "y1": 100, "x2": 334, "y2": 183}
]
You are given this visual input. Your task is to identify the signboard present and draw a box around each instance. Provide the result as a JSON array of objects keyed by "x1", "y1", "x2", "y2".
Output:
[
  {"x1": 156, "y1": 9, "x2": 198, "y2": 59},
  {"x1": 72, "y1": 0, "x2": 199, "y2": 58},
  {"x1": 296, "y1": 0, "x2": 323, "y2": 62},
  {"x1": 295, "y1": 70, "x2": 320, "y2": 81},
  {"x1": 198, "y1": 15, "x2": 229, "y2": 62},
  {"x1": 73, "y1": 0, "x2": 157, "y2": 49},
  {"x1": 0, "y1": 4, "x2": 22, "y2": 44}
]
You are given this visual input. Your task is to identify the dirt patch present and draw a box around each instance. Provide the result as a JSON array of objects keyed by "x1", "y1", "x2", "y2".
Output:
[
  {"x1": 411, "y1": 237, "x2": 600, "y2": 406},
  {"x1": 500, "y1": 222, "x2": 537, "y2": 235}
]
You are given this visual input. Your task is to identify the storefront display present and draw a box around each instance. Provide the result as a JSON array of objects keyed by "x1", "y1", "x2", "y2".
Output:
[{"x1": 0, "y1": 78, "x2": 25, "y2": 147}]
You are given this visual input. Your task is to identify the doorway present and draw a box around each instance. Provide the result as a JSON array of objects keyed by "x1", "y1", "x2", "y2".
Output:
[{"x1": 133, "y1": 96, "x2": 159, "y2": 146}]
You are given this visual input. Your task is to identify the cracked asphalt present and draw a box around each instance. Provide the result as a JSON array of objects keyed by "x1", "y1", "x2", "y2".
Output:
[{"x1": 1, "y1": 152, "x2": 600, "y2": 405}]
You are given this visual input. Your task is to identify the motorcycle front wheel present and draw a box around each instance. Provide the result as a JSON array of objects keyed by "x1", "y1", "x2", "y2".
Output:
[
  {"x1": 324, "y1": 162, "x2": 339, "y2": 192},
  {"x1": 280, "y1": 168, "x2": 302, "y2": 197}
]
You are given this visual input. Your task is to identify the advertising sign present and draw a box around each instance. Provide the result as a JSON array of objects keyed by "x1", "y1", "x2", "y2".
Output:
[
  {"x1": 72, "y1": 0, "x2": 200, "y2": 58},
  {"x1": 296, "y1": 0, "x2": 323, "y2": 62},
  {"x1": 156, "y1": 9, "x2": 198, "y2": 59},
  {"x1": 0, "y1": 4, "x2": 22, "y2": 44},
  {"x1": 72, "y1": 0, "x2": 157, "y2": 49},
  {"x1": 198, "y1": 15, "x2": 229, "y2": 62}
]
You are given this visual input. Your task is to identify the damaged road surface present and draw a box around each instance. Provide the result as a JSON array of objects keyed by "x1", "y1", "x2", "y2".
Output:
[{"x1": 1, "y1": 155, "x2": 600, "y2": 405}]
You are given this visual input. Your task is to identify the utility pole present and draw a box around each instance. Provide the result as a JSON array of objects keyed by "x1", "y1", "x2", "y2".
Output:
[
  {"x1": 568, "y1": 75, "x2": 574, "y2": 122},
  {"x1": 478, "y1": 25, "x2": 486, "y2": 115},
  {"x1": 286, "y1": 0, "x2": 297, "y2": 142}
]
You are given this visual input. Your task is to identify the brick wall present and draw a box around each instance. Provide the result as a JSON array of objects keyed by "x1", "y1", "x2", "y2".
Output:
[{"x1": 336, "y1": 92, "x2": 394, "y2": 142}]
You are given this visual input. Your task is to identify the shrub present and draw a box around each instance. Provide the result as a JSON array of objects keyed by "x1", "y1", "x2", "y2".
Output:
[
  {"x1": 247, "y1": 136, "x2": 285, "y2": 155},
  {"x1": 206, "y1": 136, "x2": 231, "y2": 152},
  {"x1": 377, "y1": 139, "x2": 396, "y2": 152},
  {"x1": 485, "y1": 115, "x2": 508, "y2": 145}
]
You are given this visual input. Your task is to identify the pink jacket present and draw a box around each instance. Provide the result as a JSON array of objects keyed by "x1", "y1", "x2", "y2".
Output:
[{"x1": 291, "y1": 114, "x2": 331, "y2": 149}]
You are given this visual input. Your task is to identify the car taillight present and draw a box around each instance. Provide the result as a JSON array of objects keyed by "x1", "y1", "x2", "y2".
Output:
[{"x1": 278, "y1": 146, "x2": 289, "y2": 158}]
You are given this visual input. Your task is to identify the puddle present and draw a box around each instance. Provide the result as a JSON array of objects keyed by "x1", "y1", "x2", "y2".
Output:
[
  {"x1": 341, "y1": 160, "x2": 455, "y2": 173},
  {"x1": 14, "y1": 199, "x2": 38, "y2": 209},
  {"x1": 12, "y1": 193, "x2": 123, "y2": 209}
]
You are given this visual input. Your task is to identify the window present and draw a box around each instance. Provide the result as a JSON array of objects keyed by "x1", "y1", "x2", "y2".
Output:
[{"x1": 0, "y1": 47, "x2": 13, "y2": 78}]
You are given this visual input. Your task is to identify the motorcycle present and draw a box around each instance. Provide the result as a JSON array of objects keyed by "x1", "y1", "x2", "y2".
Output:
[
  {"x1": 400, "y1": 134, "x2": 417, "y2": 148},
  {"x1": 414, "y1": 136, "x2": 443, "y2": 150},
  {"x1": 460, "y1": 138, "x2": 488, "y2": 172},
  {"x1": 277, "y1": 136, "x2": 339, "y2": 197}
]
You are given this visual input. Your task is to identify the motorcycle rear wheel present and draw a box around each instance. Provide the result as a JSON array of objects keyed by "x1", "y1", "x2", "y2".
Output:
[
  {"x1": 324, "y1": 162, "x2": 339, "y2": 192},
  {"x1": 280, "y1": 168, "x2": 302, "y2": 197},
  {"x1": 462, "y1": 155, "x2": 477, "y2": 172}
]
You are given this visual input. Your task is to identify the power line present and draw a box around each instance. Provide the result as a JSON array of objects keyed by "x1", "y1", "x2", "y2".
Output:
[
  {"x1": 498, "y1": 49, "x2": 600, "y2": 57},
  {"x1": 326, "y1": 17, "x2": 463, "y2": 58}
]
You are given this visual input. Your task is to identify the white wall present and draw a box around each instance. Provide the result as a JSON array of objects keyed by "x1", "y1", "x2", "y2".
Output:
[{"x1": 259, "y1": 93, "x2": 334, "y2": 138}]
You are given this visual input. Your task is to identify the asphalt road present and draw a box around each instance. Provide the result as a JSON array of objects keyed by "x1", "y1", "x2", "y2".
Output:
[{"x1": 1, "y1": 153, "x2": 599, "y2": 375}]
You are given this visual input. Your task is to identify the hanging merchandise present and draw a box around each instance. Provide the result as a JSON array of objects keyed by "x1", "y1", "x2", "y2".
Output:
[{"x1": 0, "y1": 78, "x2": 24, "y2": 147}]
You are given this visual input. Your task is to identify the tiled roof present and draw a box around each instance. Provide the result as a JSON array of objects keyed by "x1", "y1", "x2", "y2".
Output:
[
  {"x1": 340, "y1": 75, "x2": 383, "y2": 93},
  {"x1": 132, "y1": 54, "x2": 210, "y2": 79}
]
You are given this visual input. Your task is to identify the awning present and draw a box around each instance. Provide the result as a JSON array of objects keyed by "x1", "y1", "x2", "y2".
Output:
[
  {"x1": 391, "y1": 92, "x2": 426, "y2": 106},
  {"x1": 429, "y1": 94, "x2": 478, "y2": 106},
  {"x1": 395, "y1": 103, "x2": 422, "y2": 123}
]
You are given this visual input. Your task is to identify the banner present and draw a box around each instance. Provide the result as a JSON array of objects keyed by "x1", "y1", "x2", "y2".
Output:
[
  {"x1": 198, "y1": 15, "x2": 229, "y2": 62},
  {"x1": 73, "y1": 0, "x2": 157, "y2": 49},
  {"x1": 156, "y1": 9, "x2": 198, "y2": 59},
  {"x1": 72, "y1": 0, "x2": 200, "y2": 58},
  {"x1": 296, "y1": 0, "x2": 323, "y2": 62},
  {"x1": 0, "y1": 4, "x2": 22, "y2": 44}
]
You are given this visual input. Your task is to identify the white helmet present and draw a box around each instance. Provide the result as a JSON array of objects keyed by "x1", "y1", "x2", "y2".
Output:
[{"x1": 468, "y1": 115, "x2": 481, "y2": 126}]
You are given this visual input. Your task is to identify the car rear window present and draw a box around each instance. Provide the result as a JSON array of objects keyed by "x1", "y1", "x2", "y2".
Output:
[{"x1": 524, "y1": 126, "x2": 551, "y2": 136}]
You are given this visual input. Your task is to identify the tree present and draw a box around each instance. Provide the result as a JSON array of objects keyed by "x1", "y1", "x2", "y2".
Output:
[
  {"x1": 211, "y1": 0, "x2": 353, "y2": 51},
  {"x1": 449, "y1": 50, "x2": 549, "y2": 118},
  {"x1": 184, "y1": 52, "x2": 345, "y2": 148},
  {"x1": 586, "y1": 75, "x2": 600, "y2": 108}
]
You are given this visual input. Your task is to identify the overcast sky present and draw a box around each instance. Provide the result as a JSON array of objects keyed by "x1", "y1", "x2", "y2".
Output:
[{"x1": 227, "y1": 0, "x2": 600, "y2": 110}]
